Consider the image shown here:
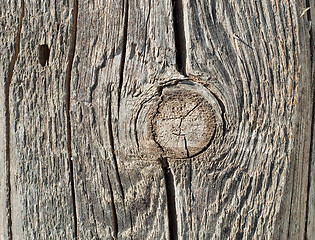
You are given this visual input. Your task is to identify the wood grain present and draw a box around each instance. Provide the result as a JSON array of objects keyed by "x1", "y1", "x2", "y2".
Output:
[
  {"x1": 0, "y1": 1, "x2": 24, "y2": 238},
  {"x1": 171, "y1": 0, "x2": 314, "y2": 239},
  {"x1": 5, "y1": 0, "x2": 77, "y2": 238},
  {"x1": 0, "y1": 0, "x2": 313, "y2": 239},
  {"x1": 306, "y1": 0, "x2": 315, "y2": 239},
  {"x1": 70, "y1": 0, "x2": 178, "y2": 238},
  {"x1": 70, "y1": 1, "x2": 128, "y2": 238}
]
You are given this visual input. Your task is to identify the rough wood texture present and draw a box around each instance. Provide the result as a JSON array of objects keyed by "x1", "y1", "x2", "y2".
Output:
[
  {"x1": 0, "y1": 1, "x2": 23, "y2": 238},
  {"x1": 0, "y1": 0, "x2": 314, "y2": 239},
  {"x1": 151, "y1": 85, "x2": 217, "y2": 159},
  {"x1": 1, "y1": 0, "x2": 77, "y2": 239},
  {"x1": 71, "y1": 0, "x2": 178, "y2": 238},
  {"x1": 306, "y1": 0, "x2": 315, "y2": 239},
  {"x1": 176, "y1": 0, "x2": 314, "y2": 239}
]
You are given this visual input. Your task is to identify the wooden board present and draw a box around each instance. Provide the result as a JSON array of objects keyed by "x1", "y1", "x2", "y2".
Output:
[
  {"x1": 0, "y1": 0, "x2": 314, "y2": 239},
  {"x1": 0, "y1": 1, "x2": 23, "y2": 238},
  {"x1": 306, "y1": 0, "x2": 315, "y2": 238},
  {"x1": 173, "y1": 0, "x2": 314, "y2": 239},
  {"x1": 1, "y1": 0, "x2": 77, "y2": 239},
  {"x1": 70, "y1": 0, "x2": 177, "y2": 239}
]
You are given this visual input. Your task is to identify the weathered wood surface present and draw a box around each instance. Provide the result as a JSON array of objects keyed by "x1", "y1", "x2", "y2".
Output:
[
  {"x1": 1, "y1": 0, "x2": 76, "y2": 239},
  {"x1": 307, "y1": 0, "x2": 315, "y2": 239},
  {"x1": 179, "y1": 1, "x2": 314, "y2": 239},
  {"x1": 0, "y1": 1, "x2": 22, "y2": 238},
  {"x1": 0, "y1": 1, "x2": 24, "y2": 239},
  {"x1": 0, "y1": 0, "x2": 314, "y2": 240}
]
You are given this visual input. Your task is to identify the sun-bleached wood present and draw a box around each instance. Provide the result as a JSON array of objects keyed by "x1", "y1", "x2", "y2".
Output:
[
  {"x1": 176, "y1": 1, "x2": 314, "y2": 239},
  {"x1": 306, "y1": 1, "x2": 315, "y2": 239},
  {"x1": 1, "y1": 0, "x2": 77, "y2": 239},
  {"x1": 0, "y1": 1, "x2": 22, "y2": 238},
  {"x1": 0, "y1": 0, "x2": 314, "y2": 239},
  {"x1": 70, "y1": 0, "x2": 177, "y2": 238}
]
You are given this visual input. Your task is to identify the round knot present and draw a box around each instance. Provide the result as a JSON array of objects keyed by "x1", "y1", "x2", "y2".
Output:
[{"x1": 152, "y1": 86, "x2": 216, "y2": 158}]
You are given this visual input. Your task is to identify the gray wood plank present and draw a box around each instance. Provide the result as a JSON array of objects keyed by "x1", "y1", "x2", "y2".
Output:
[
  {"x1": 7, "y1": 0, "x2": 77, "y2": 238},
  {"x1": 307, "y1": 0, "x2": 315, "y2": 238},
  {"x1": 168, "y1": 0, "x2": 314, "y2": 239},
  {"x1": 0, "y1": 0, "x2": 313, "y2": 239},
  {"x1": 70, "y1": 1, "x2": 127, "y2": 238},
  {"x1": 277, "y1": 1, "x2": 314, "y2": 239},
  {"x1": 116, "y1": 0, "x2": 180, "y2": 236},
  {"x1": 70, "y1": 0, "x2": 177, "y2": 238},
  {"x1": 0, "y1": 1, "x2": 24, "y2": 238}
]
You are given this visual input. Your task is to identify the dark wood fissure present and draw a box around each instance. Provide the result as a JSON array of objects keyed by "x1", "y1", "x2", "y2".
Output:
[
  {"x1": 65, "y1": 0, "x2": 78, "y2": 238},
  {"x1": 117, "y1": 0, "x2": 129, "y2": 113},
  {"x1": 142, "y1": 0, "x2": 151, "y2": 63},
  {"x1": 172, "y1": 0, "x2": 186, "y2": 75},
  {"x1": 108, "y1": 90, "x2": 125, "y2": 200},
  {"x1": 5, "y1": 1, "x2": 24, "y2": 239},
  {"x1": 107, "y1": 173, "x2": 118, "y2": 239},
  {"x1": 160, "y1": 158, "x2": 178, "y2": 240}
]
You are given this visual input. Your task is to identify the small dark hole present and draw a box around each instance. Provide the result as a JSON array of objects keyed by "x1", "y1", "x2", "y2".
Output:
[{"x1": 39, "y1": 44, "x2": 50, "y2": 67}]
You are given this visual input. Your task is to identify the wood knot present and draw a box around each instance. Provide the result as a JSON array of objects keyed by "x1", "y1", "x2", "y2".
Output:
[
  {"x1": 130, "y1": 79, "x2": 224, "y2": 161},
  {"x1": 152, "y1": 85, "x2": 216, "y2": 159}
]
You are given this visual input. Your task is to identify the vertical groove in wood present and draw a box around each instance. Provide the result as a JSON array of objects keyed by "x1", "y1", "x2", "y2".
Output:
[
  {"x1": 306, "y1": 0, "x2": 315, "y2": 238},
  {"x1": 117, "y1": 0, "x2": 129, "y2": 113},
  {"x1": 5, "y1": 1, "x2": 24, "y2": 238},
  {"x1": 108, "y1": 89, "x2": 125, "y2": 200},
  {"x1": 107, "y1": 90, "x2": 123, "y2": 236},
  {"x1": 172, "y1": 0, "x2": 187, "y2": 75},
  {"x1": 107, "y1": 172, "x2": 118, "y2": 239},
  {"x1": 160, "y1": 158, "x2": 178, "y2": 240},
  {"x1": 308, "y1": 104, "x2": 315, "y2": 240},
  {"x1": 66, "y1": 0, "x2": 79, "y2": 238}
]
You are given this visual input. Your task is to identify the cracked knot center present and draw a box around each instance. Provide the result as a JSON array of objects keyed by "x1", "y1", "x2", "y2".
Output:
[{"x1": 152, "y1": 89, "x2": 216, "y2": 159}]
